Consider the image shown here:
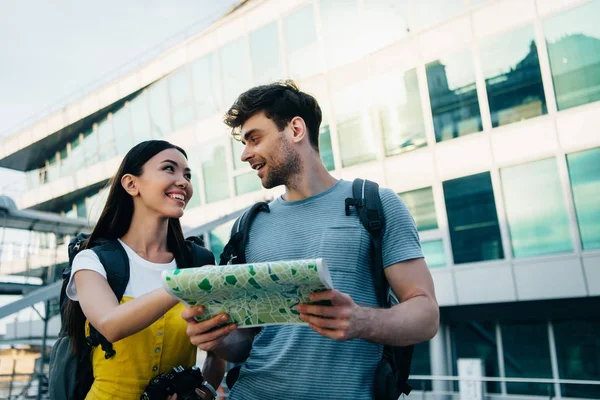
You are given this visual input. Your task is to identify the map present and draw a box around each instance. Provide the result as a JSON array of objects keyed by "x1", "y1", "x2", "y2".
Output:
[{"x1": 161, "y1": 258, "x2": 334, "y2": 327}]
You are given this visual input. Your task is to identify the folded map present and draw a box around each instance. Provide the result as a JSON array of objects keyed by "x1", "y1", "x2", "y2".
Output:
[{"x1": 161, "y1": 258, "x2": 333, "y2": 327}]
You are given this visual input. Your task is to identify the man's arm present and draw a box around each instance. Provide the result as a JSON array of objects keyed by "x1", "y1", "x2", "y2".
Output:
[
  {"x1": 182, "y1": 306, "x2": 259, "y2": 362},
  {"x1": 297, "y1": 257, "x2": 439, "y2": 346}
]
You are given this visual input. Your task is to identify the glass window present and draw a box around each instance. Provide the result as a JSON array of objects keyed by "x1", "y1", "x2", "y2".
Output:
[
  {"x1": 148, "y1": 79, "x2": 172, "y2": 138},
  {"x1": 186, "y1": 174, "x2": 202, "y2": 209},
  {"x1": 235, "y1": 172, "x2": 262, "y2": 196},
  {"x1": 480, "y1": 25, "x2": 547, "y2": 128},
  {"x1": 68, "y1": 136, "x2": 85, "y2": 172},
  {"x1": 319, "y1": 116, "x2": 335, "y2": 171},
  {"x1": 97, "y1": 117, "x2": 116, "y2": 161},
  {"x1": 443, "y1": 172, "x2": 504, "y2": 264},
  {"x1": 501, "y1": 158, "x2": 572, "y2": 258},
  {"x1": 320, "y1": 0, "x2": 360, "y2": 69},
  {"x1": 372, "y1": 69, "x2": 427, "y2": 156},
  {"x1": 501, "y1": 322, "x2": 553, "y2": 396},
  {"x1": 408, "y1": 341, "x2": 432, "y2": 391},
  {"x1": 81, "y1": 128, "x2": 99, "y2": 166},
  {"x1": 130, "y1": 91, "x2": 150, "y2": 145},
  {"x1": 87, "y1": 188, "x2": 109, "y2": 223},
  {"x1": 427, "y1": 47, "x2": 482, "y2": 142},
  {"x1": 113, "y1": 105, "x2": 132, "y2": 154},
  {"x1": 168, "y1": 67, "x2": 195, "y2": 131},
  {"x1": 333, "y1": 82, "x2": 377, "y2": 167},
  {"x1": 452, "y1": 321, "x2": 500, "y2": 393},
  {"x1": 553, "y1": 320, "x2": 600, "y2": 399},
  {"x1": 202, "y1": 142, "x2": 231, "y2": 203},
  {"x1": 544, "y1": 0, "x2": 600, "y2": 110},
  {"x1": 422, "y1": 240, "x2": 446, "y2": 268},
  {"x1": 230, "y1": 137, "x2": 246, "y2": 171},
  {"x1": 209, "y1": 220, "x2": 235, "y2": 263},
  {"x1": 75, "y1": 198, "x2": 87, "y2": 219},
  {"x1": 250, "y1": 22, "x2": 283, "y2": 85},
  {"x1": 284, "y1": 5, "x2": 320, "y2": 79},
  {"x1": 364, "y1": 0, "x2": 410, "y2": 52},
  {"x1": 220, "y1": 37, "x2": 251, "y2": 108},
  {"x1": 413, "y1": 0, "x2": 464, "y2": 30},
  {"x1": 191, "y1": 52, "x2": 220, "y2": 120},
  {"x1": 567, "y1": 147, "x2": 600, "y2": 250},
  {"x1": 399, "y1": 187, "x2": 437, "y2": 231}
]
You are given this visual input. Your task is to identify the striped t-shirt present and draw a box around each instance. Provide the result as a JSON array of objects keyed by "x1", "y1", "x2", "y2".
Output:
[{"x1": 229, "y1": 179, "x2": 423, "y2": 400}]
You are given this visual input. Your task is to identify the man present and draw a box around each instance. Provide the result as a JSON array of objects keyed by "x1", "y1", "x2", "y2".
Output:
[{"x1": 183, "y1": 81, "x2": 439, "y2": 400}]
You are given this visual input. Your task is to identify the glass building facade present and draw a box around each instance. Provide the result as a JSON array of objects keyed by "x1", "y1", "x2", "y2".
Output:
[{"x1": 3, "y1": 0, "x2": 600, "y2": 398}]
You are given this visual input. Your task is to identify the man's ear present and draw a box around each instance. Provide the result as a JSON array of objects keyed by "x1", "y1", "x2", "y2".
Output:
[
  {"x1": 121, "y1": 174, "x2": 139, "y2": 196},
  {"x1": 289, "y1": 116, "x2": 308, "y2": 144}
]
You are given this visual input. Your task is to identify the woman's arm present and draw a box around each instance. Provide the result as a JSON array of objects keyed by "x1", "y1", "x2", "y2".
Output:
[{"x1": 74, "y1": 270, "x2": 178, "y2": 343}]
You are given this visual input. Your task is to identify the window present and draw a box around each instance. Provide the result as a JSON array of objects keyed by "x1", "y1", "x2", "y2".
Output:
[
  {"x1": 75, "y1": 198, "x2": 87, "y2": 219},
  {"x1": 567, "y1": 147, "x2": 600, "y2": 250},
  {"x1": 544, "y1": 0, "x2": 600, "y2": 110},
  {"x1": 168, "y1": 67, "x2": 195, "y2": 131},
  {"x1": 443, "y1": 173, "x2": 503, "y2": 264},
  {"x1": 333, "y1": 82, "x2": 377, "y2": 167},
  {"x1": 422, "y1": 240, "x2": 446, "y2": 268},
  {"x1": 113, "y1": 105, "x2": 132, "y2": 154},
  {"x1": 501, "y1": 158, "x2": 572, "y2": 258},
  {"x1": 209, "y1": 220, "x2": 235, "y2": 263},
  {"x1": 480, "y1": 25, "x2": 547, "y2": 128},
  {"x1": 399, "y1": 187, "x2": 437, "y2": 231},
  {"x1": 191, "y1": 53, "x2": 220, "y2": 120},
  {"x1": 97, "y1": 117, "x2": 116, "y2": 161},
  {"x1": 284, "y1": 5, "x2": 319, "y2": 79},
  {"x1": 413, "y1": 0, "x2": 464, "y2": 30},
  {"x1": 501, "y1": 322, "x2": 553, "y2": 396},
  {"x1": 130, "y1": 91, "x2": 150, "y2": 145},
  {"x1": 363, "y1": 0, "x2": 410, "y2": 52},
  {"x1": 320, "y1": 0, "x2": 360, "y2": 68},
  {"x1": 372, "y1": 69, "x2": 427, "y2": 156},
  {"x1": 553, "y1": 320, "x2": 600, "y2": 399},
  {"x1": 250, "y1": 22, "x2": 283, "y2": 85},
  {"x1": 408, "y1": 341, "x2": 432, "y2": 391},
  {"x1": 81, "y1": 128, "x2": 99, "y2": 166},
  {"x1": 148, "y1": 80, "x2": 172, "y2": 138},
  {"x1": 319, "y1": 113, "x2": 335, "y2": 171},
  {"x1": 427, "y1": 48, "x2": 482, "y2": 142},
  {"x1": 202, "y1": 142, "x2": 231, "y2": 204},
  {"x1": 235, "y1": 172, "x2": 262, "y2": 196},
  {"x1": 230, "y1": 137, "x2": 246, "y2": 171},
  {"x1": 220, "y1": 37, "x2": 251, "y2": 107},
  {"x1": 452, "y1": 321, "x2": 500, "y2": 393}
]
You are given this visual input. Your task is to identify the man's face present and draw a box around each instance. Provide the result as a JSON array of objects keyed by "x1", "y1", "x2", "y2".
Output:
[{"x1": 239, "y1": 112, "x2": 302, "y2": 189}]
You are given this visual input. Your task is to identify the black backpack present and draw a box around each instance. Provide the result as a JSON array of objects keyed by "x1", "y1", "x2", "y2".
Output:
[
  {"x1": 219, "y1": 179, "x2": 413, "y2": 399},
  {"x1": 48, "y1": 233, "x2": 213, "y2": 400}
]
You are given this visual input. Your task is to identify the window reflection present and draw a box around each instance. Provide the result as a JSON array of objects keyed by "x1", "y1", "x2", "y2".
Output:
[
  {"x1": 220, "y1": 37, "x2": 251, "y2": 107},
  {"x1": 148, "y1": 80, "x2": 172, "y2": 138},
  {"x1": 544, "y1": 0, "x2": 600, "y2": 110},
  {"x1": 567, "y1": 147, "x2": 600, "y2": 250},
  {"x1": 319, "y1": 116, "x2": 335, "y2": 171},
  {"x1": 372, "y1": 69, "x2": 426, "y2": 156},
  {"x1": 202, "y1": 141, "x2": 231, "y2": 204},
  {"x1": 284, "y1": 5, "x2": 319, "y2": 79},
  {"x1": 501, "y1": 158, "x2": 572, "y2": 258},
  {"x1": 422, "y1": 240, "x2": 446, "y2": 268},
  {"x1": 113, "y1": 105, "x2": 132, "y2": 154},
  {"x1": 333, "y1": 82, "x2": 377, "y2": 167},
  {"x1": 320, "y1": 0, "x2": 360, "y2": 69},
  {"x1": 443, "y1": 172, "x2": 504, "y2": 264},
  {"x1": 191, "y1": 53, "x2": 220, "y2": 120},
  {"x1": 480, "y1": 25, "x2": 547, "y2": 128},
  {"x1": 97, "y1": 117, "x2": 116, "y2": 161},
  {"x1": 399, "y1": 187, "x2": 437, "y2": 231},
  {"x1": 130, "y1": 91, "x2": 150, "y2": 145},
  {"x1": 427, "y1": 48, "x2": 482, "y2": 142},
  {"x1": 250, "y1": 22, "x2": 283, "y2": 85},
  {"x1": 168, "y1": 67, "x2": 195, "y2": 131}
]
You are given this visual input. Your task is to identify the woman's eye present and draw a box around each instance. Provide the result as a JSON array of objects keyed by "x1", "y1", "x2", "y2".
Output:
[
  {"x1": 184, "y1": 173, "x2": 192, "y2": 180},
  {"x1": 164, "y1": 166, "x2": 174, "y2": 172}
]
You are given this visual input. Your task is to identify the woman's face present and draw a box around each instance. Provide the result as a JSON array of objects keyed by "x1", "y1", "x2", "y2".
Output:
[{"x1": 128, "y1": 148, "x2": 194, "y2": 219}]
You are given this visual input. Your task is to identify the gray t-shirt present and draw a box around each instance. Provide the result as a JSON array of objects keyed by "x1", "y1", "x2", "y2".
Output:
[{"x1": 229, "y1": 179, "x2": 423, "y2": 400}]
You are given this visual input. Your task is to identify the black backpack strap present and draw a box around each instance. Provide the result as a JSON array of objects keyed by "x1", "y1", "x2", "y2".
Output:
[
  {"x1": 87, "y1": 240, "x2": 130, "y2": 359},
  {"x1": 186, "y1": 239, "x2": 217, "y2": 267},
  {"x1": 347, "y1": 178, "x2": 413, "y2": 396},
  {"x1": 219, "y1": 202, "x2": 269, "y2": 266}
]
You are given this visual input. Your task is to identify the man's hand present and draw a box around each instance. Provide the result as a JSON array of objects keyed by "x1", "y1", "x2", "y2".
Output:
[
  {"x1": 182, "y1": 306, "x2": 237, "y2": 351},
  {"x1": 297, "y1": 290, "x2": 365, "y2": 341}
]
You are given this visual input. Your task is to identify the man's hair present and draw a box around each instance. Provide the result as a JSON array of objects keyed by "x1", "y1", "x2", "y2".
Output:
[{"x1": 224, "y1": 80, "x2": 323, "y2": 151}]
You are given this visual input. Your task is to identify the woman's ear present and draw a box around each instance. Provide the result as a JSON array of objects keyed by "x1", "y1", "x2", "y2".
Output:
[{"x1": 121, "y1": 174, "x2": 139, "y2": 196}]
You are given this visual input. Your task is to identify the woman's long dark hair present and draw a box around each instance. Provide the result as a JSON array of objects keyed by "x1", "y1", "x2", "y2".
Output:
[{"x1": 66, "y1": 140, "x2": 192, "y2": 353}]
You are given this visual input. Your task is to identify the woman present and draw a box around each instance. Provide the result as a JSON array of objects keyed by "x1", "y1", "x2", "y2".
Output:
[{"x1": 65, "y1": 140, "x2": 224, "y2": 399}]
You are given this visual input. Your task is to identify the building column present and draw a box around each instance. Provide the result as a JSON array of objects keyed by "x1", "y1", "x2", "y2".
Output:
[{"x1": 430, "y1": 322, "x2": 452, "y2": 394}]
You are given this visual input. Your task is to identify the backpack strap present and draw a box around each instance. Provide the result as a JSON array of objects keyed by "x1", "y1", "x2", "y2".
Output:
[
  {"x1": 219, "y1": 202, "x2": 270, "y2": 266},
  {"x1": 87, "y1": 240, "x2": 130, "y2": 359},
  {"x1": 347, "y1": 178, "x2": 413, "y2": 396},
  {"x1": 186, "y1": 238, "x2": 217, "y2": 267}
]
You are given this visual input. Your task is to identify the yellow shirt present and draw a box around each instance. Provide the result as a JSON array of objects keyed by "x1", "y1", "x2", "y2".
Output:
[{"x1": 85, "y1": 298, "x2": 196, "y2": 400}]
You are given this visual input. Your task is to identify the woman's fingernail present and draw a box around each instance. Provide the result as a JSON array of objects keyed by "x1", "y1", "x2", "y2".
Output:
[{"x1": 221, "y1": 315, "x2": 229, "y2": 322}]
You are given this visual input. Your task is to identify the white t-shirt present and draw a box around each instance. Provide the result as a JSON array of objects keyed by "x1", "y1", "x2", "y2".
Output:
[{"x1": 66, "y1": 239, "x2": 177, "y2": 301}]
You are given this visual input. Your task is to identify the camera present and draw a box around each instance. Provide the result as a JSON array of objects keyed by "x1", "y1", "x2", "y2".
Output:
[{"x1": 141, "y1": 365, "x2": 207, "y2": 400}]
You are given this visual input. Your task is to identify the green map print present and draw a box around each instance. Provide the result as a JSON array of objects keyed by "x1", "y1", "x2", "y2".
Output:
[{"x1": 162, "y1": 258, "x2": 333, "y2": 327}]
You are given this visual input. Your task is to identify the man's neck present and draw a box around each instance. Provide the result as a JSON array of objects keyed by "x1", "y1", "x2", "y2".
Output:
[{"x1": 283, "y1": 157, "x2": 337, "y2": 202}]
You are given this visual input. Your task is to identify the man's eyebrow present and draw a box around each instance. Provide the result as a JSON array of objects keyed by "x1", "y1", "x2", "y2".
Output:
[
  {"x1": 242, "y1": 128, "x2": 261, "y2": 143},
  {"x1": 161, "y1": 159, "x2": 191, "y2": 172}
]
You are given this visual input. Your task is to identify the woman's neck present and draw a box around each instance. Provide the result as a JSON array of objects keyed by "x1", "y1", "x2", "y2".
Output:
[{"x1": 119, "y1": 208, "x2": 170, "y2": 259}]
